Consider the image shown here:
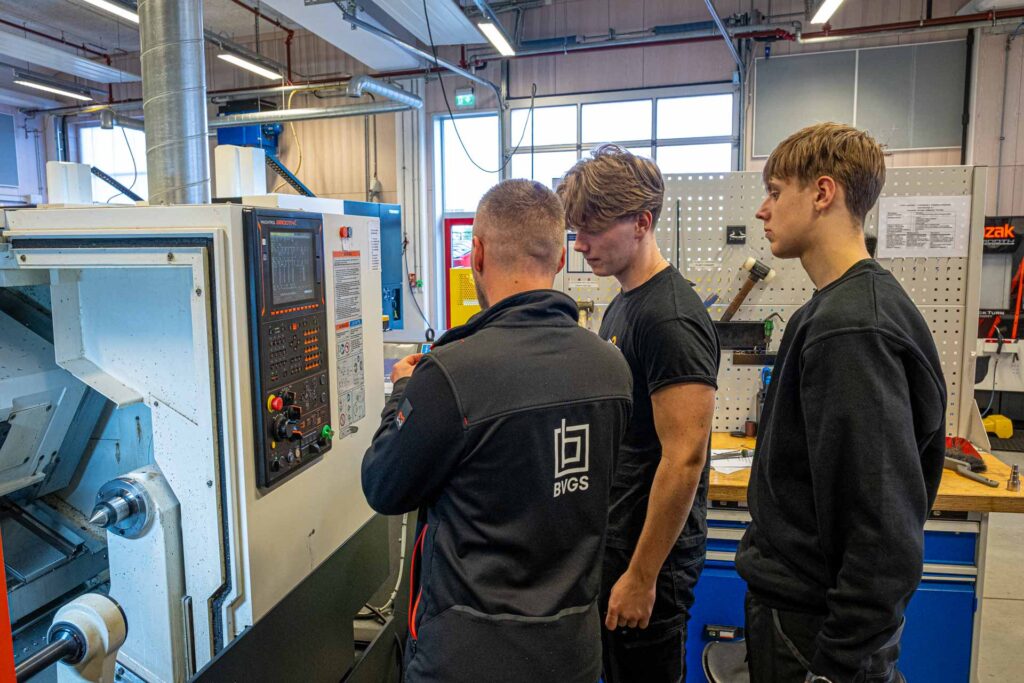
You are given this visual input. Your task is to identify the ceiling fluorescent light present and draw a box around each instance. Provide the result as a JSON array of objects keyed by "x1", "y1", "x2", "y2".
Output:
[
  {"x1": 810, "y1": 0, "x2": 846, "y2": 24},
  {"x1": 13, "y1": 74, "x2": 93, "y2": 101},
  {"x1": 80, "y1": 0, "x2": 139, "y2": 23},
  {"x1": 478, "y1": 22, "x2": 516, "y2": 56},
  {"x1": 218, "y1": 53, "x2": 281, "y2": 81}
]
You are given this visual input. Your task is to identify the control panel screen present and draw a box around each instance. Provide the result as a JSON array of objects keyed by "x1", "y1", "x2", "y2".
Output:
[{"x1": 270, "y1": 230, "x2": 316, "y2": 306}]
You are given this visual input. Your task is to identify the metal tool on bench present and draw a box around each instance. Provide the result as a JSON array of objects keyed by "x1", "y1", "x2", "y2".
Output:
[
  {"x1": 1008, "y1": 464, "x2": 1021, "y2": 492},
  {"x1": 721, "y1": 257, "x2": 777, "y2": 322},
  {"x1": 944, "y1": 456, "x2": 1000, "y2": 487}
]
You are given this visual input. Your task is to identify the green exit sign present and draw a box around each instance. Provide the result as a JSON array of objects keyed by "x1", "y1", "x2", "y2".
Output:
[{"x1": 455, "y1": 88, "x2": 476, "y2": 108}]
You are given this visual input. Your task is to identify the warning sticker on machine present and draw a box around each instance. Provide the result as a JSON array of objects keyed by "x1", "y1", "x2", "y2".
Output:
[{"x1": 333, "y1": 251, "x2": 366, "y2": 436}]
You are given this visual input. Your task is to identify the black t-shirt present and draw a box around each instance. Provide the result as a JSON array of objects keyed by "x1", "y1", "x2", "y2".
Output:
[{"x1": 599, "y1": 265, "x2": 720, "y2": 553}]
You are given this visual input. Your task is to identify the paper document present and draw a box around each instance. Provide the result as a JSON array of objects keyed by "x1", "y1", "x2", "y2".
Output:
[
  {"x1": 876, "y1": 195, "x2": 970, "y2": 258},
  {"x1": 711, "y1": 449, "x2": 753, "y2": 474}
]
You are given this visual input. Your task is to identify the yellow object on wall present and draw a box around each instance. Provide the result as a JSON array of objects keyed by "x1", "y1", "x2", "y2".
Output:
[{"x1": 448, "y1": 268, "x2": 481, "y2": 327}]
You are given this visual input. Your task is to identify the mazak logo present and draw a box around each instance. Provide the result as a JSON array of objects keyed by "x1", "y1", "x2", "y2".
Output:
[
  {"x1": 553, "y1": 419, "x2": 590, "y2": 498},
  {"x1": 985, "y1": 223, "x2": 1016, "y2": 240}
]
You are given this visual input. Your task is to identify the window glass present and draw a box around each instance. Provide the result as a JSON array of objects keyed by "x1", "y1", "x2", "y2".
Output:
[
  {"x1": 78, "y1": 125, "x2": 148, "y2": 203},
  {"x1": 440, "y1": 114, "x2": 499, "y2": 213},
  {"x1": 511, "y1": 105, "x2": 576, "y2": 147},
  {"x1": 657, "y1": 143, "x2": 733, "y2": 174},
  {"x1": 656, "y1": 94, "x2": 734, "y2": 139},
  {"x1": 510, "y1": 150, "x2": 578, "y2": 188},
  {"x1": 582, "y1": 100, "x2": 652, "y2": 143}
]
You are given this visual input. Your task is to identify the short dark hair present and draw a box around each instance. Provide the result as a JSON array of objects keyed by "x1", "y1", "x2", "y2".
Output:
[{"x1": 475, "y1": 179, "x2": 565, "y2": 272}]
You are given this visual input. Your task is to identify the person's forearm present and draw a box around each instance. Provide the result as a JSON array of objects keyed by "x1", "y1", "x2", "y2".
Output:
[{"x1": 627, "y1": 450, "x2": 706, "y2": 582}]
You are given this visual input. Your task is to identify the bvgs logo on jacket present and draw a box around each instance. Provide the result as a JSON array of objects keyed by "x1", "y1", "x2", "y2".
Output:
[{"x1": 553, "y1": 419, "x2": 590, "y2": 498}]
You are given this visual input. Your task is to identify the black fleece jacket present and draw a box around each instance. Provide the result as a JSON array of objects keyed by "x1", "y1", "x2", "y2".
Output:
[
  {"x1": 736, "y1": 259, "x2": 947, "y2": 683},
  {"x1": 362, "y1": 289, "x2": 632, "y2": 683}
]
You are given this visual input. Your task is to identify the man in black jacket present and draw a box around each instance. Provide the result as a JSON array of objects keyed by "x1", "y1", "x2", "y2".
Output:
[
  {"x1": 736, "y1": 123, "x2": 947, "y2": 683},
  {"x1": 362, "y1": 179, "x2": 633, "y2": 683}
]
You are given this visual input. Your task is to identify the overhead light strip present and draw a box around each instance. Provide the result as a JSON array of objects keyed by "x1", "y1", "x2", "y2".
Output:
[
  {"x1": 810, "y1": 0, "x2": 846, "y2": 24},
  {"x1": 13, "y1": 78, "x2": 93, "y2": 101},
  {"x1": 217, "y1": 53, "x2": 281, "y2": 81},
  {"x1": 477, "y1": 21, "x2": 516, "y2": 56},
  {"x1": 80, "y1": 0, "x2": 139, "y2": 23}
]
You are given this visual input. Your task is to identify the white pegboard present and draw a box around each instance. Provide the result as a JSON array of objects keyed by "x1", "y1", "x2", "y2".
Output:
[{"x1": 561, "y1": 167, "x2": 985, "y2": 436}]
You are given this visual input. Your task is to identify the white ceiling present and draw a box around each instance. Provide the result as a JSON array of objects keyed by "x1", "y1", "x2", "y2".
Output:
[{"x1": 958, "y1": 0, "x2": 1024, "y2": 13}]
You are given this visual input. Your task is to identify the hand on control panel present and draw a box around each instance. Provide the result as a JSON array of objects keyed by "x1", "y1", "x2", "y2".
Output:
[{"x1": 391, "y1": 353, "x2": 424, "y2": 383}]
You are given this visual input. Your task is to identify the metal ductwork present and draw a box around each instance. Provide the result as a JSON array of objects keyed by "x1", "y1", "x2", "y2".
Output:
[
  {"x1": 139, "y1": 0, "x2": 211, "y2": 205},
  {"x1": 208, "y1": 101, "x2": 414, "y2": 128},
  {"x1": 345, "y1": 75, "x2": 424, "y2": 109}
]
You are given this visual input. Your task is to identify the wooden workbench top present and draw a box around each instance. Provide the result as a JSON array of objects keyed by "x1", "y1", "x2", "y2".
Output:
[{"x1": 708, "y1": 434, "x2": 1024, "y2": 514}]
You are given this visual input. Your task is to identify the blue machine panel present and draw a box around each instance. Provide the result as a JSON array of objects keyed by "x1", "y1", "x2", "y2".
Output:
[{"x1": 342, "y1": 200, "x2": 404, "y2": 330}]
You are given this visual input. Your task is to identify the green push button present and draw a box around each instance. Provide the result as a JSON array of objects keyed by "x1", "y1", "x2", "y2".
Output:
[{"x1": 321, "y1": 424, "x2": 335, "y2": 440}]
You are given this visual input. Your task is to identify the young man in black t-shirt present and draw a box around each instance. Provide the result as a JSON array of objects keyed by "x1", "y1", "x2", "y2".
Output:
[
  {"x1": 559, "y1": 145, "x2": 721, "y2": 683},
  {"x1": 736, "y1": 123, "x2": 946, "y2": 683}
]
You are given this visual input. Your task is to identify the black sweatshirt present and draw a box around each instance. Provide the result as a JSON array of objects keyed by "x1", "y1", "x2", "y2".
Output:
[
  {"x1": 735, "y1": 259, "x2": 947, "y2": 683},
  {"x1": 362, "y1": 290, "x2": 633, "y2": 683}
]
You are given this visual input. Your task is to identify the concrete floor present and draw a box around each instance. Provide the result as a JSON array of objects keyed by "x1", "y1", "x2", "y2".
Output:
[{"x1": 977, "y1": 450, "x2": 1024, "y2": 681}]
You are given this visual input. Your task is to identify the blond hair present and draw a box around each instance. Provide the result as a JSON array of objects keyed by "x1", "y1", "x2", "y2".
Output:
[
  {"x1": 475, "y1": 179, "x2": 565, "y2": 272},
  {"x1": 763, "y1": 122, "x2": 886, "y2": 223},
  {"x1": 557, "y1": 144, "x2": 664, "y2": 233}
]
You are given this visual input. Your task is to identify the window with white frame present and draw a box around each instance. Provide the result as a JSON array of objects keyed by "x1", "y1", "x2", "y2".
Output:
[
  {"x1": 78, "y1": 125, "x2": 148, "y2": 203},
  {"x1": 435, "y1": 113, "x2": 500, "y2": 214},
  {"x1": 508, "y1": 90, "x2": 736, "y2": 187}
]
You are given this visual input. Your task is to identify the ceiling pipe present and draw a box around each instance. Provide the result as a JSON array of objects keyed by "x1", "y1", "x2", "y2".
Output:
[
  {"x1": 339, "y1": 10, "x2": 502, "y2": 103},
  {"x1": 800, "y1": 7, "x2": 1024, "y2": 41},
  {"x1": 345, "y1": 75, "x2": 423, "y2": 108},
  {"x1": 139, "y1": 0, "x2": 210, "y2": 205},
  {"x1": 98, "y1": 108, "x2": 144, "y2": 131},
  {"x1": 208, "y1": 100, "x2": 413, "y2": 127},
  {"x1": 0, "y1": 17, "x2": 111, "y2": 60},
  {"x1": 703, "y1": 0, "x2": 743, "y2": 73}
]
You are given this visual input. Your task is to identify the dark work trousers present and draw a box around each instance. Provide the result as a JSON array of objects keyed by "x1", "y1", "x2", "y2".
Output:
[
  {"x1": 599, "y1": 545, "x2": 704, "y2": 683},
  {"x1": 744, "y1": 593, "x2": 905, "y2": 683}
]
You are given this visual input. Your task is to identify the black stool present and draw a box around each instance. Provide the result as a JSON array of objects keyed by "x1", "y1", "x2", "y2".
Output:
[{"x1": 702, "y1": 640, "x2": 750, "y2": 683}]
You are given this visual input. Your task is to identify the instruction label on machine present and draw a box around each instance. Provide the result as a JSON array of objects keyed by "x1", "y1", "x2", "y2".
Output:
[
  {"x1": 370, "y1": 223, "x2": 381, "y2": 272},
  {"x1": 333, "y1": 251, "x2": 366, "y2": 437},
  {"x1": 877, "y1": 195, "x2": 971, "y2": 258}
]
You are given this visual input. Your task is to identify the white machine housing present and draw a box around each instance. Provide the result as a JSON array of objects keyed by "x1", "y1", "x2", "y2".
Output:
[{"x1": 5, "y1": 201, "x2": 384, "y2": 681}]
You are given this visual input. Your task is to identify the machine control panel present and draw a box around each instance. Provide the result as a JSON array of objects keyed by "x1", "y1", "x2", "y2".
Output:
[{"x1": 244, "y1": 208, "x2": 333, "y2": 490}]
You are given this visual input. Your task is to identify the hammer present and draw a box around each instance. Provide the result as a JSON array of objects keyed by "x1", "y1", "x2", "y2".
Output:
[{"x1": 721, "y1": 257, "x2": 776, "y2": 322}]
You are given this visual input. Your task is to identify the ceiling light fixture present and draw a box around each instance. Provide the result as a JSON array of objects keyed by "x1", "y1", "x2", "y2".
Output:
[
  {"x1": 13, "y1": 73, "x2": 94, "y2": 101},
  {"x1": 810, "y1": 0, "x2": 846, "y2": 24},
  {"x1": 471, "y1": 1, "x2": 516, "y2": 56},
  {"x1": 477, "y1": 22, "x2": 516, "y2": 56},
  {"x1": 80, "y1": 0, "x2": 139, "y2": 24},
  {"x1": 217, "y1": 53, "x2": 281, "y2": 81}
]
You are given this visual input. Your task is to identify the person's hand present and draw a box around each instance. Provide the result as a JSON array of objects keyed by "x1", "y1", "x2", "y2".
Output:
[
  {"x1": 604, "y1": 569, "x2": 656, "y2": 630},
  {"x1": 391, "y1": 353, "x2": 424, "y2": 383}
]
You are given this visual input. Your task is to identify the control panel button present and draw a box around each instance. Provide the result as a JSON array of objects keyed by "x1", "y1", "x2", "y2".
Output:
[
  {"x1": 267, "y1": 394, "x2": 284, "y2": 412},
  {"x1": 321, "y1": 424, "x2": 335, "y2": 440}
]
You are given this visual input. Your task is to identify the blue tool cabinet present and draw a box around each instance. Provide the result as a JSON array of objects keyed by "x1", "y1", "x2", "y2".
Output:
[{"x1": 685, "y1": 507, "x2": 981, "y2": 682}]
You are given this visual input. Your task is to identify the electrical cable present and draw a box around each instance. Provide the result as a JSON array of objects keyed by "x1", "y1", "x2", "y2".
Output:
[
  {"x1": 368, "y1": 513, "x2": 409, "y2": 613},
  {"x1": 421, "y1": 0, "x2": 536, "y2": 174},
  {"x1": 983, "y1": 329, "x2": 1005, "y2": 417},
  {"x1": 272, "y1": 89, "x2": 304, "y2": 193},
  {"x1": 106, "y1": 125, "x2": 138, "y2": 203},
  {"x1": 404, "y1": 242, "x2": 435, "y2": 342}
]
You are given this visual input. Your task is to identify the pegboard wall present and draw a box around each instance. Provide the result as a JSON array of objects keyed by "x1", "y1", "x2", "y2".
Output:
[{"x1": 562, "y1": 167, "x2": 985, "y2": 436}]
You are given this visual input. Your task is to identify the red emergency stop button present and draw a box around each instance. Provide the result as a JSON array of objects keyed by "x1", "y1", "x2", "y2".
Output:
[{"x1": 267, "y1": 394, "x2": 284, "y2": 412}]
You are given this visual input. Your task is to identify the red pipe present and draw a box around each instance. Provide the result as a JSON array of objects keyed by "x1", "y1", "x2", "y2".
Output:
[
  {"x1": 285, "y1": 32, "x2": 294, "y2": 83},
  {"x1": 802, "y1": 7, "x2": 1024, "y2": 40},
  {"x1": 0, "y1": 17, "x2": 110, "y2": 60}
]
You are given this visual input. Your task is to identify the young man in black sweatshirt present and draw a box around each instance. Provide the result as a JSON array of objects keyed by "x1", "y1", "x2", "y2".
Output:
[
  {"x1": 559, "y1": 145, "x2": 720, "y2": 683},
  {"x1": 735, "y1": 123, "x2": 947, "y2": 683},
  {"x1": 362, "y1": 180, "x2": 633, "y2": 683}
]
